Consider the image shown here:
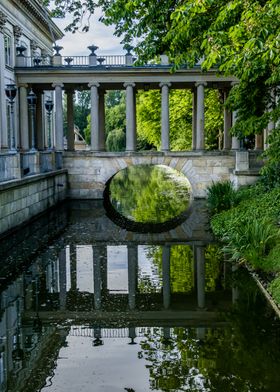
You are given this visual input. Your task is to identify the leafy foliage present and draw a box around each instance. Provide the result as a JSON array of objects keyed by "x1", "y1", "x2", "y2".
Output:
[
  {"x1": 268, "y1": 276, "x2": 280, "y2": 304},
  {"x1": 206, "y1": 180, "x2": 237, "y2": 215}
]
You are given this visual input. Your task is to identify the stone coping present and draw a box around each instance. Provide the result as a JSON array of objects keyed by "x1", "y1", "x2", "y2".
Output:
[
  {"x1": 63, "y1": 150, "x2": 236, "y2": 158},
  {"x1": 0, "y1": 169, "x2": 67, "y2": 192}
]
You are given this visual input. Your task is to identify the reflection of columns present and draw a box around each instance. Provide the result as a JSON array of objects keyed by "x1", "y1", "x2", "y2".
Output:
[
  {"x1": 99, "y1": 90, "x2": 106, "y2": 151},
  {"x1": 70, "y1": 244, "x2": 77, "y2": 290},
  {"x1": 223, "y1": 90, "x2": 232, "y2": 150},
  {"x1": 128, "y1": 245, "x2": 138, "y2": 310},
  {"x1": 128, "y1": 327, "x2": 137, "y2": 344},
  {"x1": 59, "y1": 248, "x2": 67, "y2": 310},
  {"x1": 52, "y1": 83, "x2": 64, "y2": 150},
  {"x1": 231, "y1": 110, "x2": 240, "y2": 150},
  {"x1": 93, "y1": 246, "x2": 102, "y2": 310},
  {"x1": 36, "y1": 92, "x2": 44, "y2": 150},
  {"x1": 196, "y1": 246, "x2": 205, "y2": 309},
  {"x1": 66, "y1": 89, "x2": 75, "y2": 150},
  {"x1": 124, "y1": 82, "x2": 136, "y2": 152},
  {"x1": 162, "y1": 246, "x2": 171, "y2": 309},
  {"x1": 0, "y1": 13, "x2": 8, "y2": 149},
  {"x1": 89, "y1": 82, "x2": 100, "y2": 151},
  {"x1": 19, "y1": 84, "x2": 29, "y2": 150},
  {"x1": 195, "y1": 82, "x2": 207, "y2": 150},
  {"x1": 192, "y1": 89, "x2": 197, "y2": 150},
  {"x1": 160, "y1": 82, "x2": 171, "y2": 151}
]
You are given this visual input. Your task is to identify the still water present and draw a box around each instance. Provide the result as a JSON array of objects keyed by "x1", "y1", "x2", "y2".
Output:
[{"x1": 0, "y1": 166, "x2": 280, "y2": 392}]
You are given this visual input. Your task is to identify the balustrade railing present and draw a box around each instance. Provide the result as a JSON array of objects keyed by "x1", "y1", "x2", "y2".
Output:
[
  {"x1": 16, "y1": 55, "x2": 136, "y2": 68},
  {"x1": 0, "y1": 151, "x2": 64, "y2": 183}
]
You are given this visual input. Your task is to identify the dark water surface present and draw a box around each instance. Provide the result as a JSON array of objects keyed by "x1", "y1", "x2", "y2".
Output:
[{"x1": 1, "y1": 174, "x2": 280, "y2": 391}]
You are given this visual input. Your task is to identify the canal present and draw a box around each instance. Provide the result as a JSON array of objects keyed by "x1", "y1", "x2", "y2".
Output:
[{"x1": 0, "y1": 165, "x2": 280, "y2": 392}]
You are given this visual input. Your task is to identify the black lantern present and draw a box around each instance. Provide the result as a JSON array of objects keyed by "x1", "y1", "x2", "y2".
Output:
[
  {"x1": 5, "y1": 83, "x2": 17, "y2": 101},
  {"x1": 5, "y1": 84, "x2": 17, "y2": 152},
  {"x1": 27, "y1": 89, "x2": 37, "y2": 151},
  {"x1": 45, "y1": 98, "x2": 54, "y2": 149}
]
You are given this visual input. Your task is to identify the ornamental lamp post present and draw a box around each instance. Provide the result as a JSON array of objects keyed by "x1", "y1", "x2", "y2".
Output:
[
  {"x1": 45, "y1": 98, "x2": 54, "y2": 149},
  {"x1": 27, "y1": 89, "x2": 37, "y2": 151},
  {"x1": 5, "y1": 84, "x2": 17, "y2": 153}
]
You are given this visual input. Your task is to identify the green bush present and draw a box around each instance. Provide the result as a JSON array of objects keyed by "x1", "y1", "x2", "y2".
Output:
[
  {"x1": 206, "y1": 181, "x2": 238, "y2": 215},
  {"x1": 222, "y1": 218, "x2": 280, "y2": 268},
  {"x1": 268, "y1": 276, "x2": 280, "y2": 304},
  {"x1": 211, "y1": 187, "x2": 280, "y2": 239},
  {"x1": 260, "y1": 243, "x2": 280, "y2": 273}
]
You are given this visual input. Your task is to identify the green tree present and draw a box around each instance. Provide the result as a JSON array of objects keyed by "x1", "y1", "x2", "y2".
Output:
[
  {"x1": 137, "y1": 89, "x2": 223, "y2": 150},
  {"x1": 46, "y1": 0, "x2": 280, "y2": 140}
]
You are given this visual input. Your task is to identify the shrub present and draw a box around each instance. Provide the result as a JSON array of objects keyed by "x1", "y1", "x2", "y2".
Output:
[
  {"x1": 222, "y1": 218, "x2": 280, "y2": 268},
  {"x1": 206, "y1": 181, "x2": 237, "y2": 215}
]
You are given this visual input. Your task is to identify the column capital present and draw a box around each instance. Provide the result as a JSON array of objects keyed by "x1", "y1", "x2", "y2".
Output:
[
  {"x1": 88, "y1": 82, "x2": 100, "y2": 88},
  {"x1": 0, "y1": 11, "x2": 7, "y2": 33},
  {"x1": 195, "y1": 81, "x2": 207, "y2": 87},
  {"x1": 52, "y1": 82, "x2": 64, "y2": 89},
  {"x1": 123, "y1": 82, "x2": 135, "y2": 88},
  {"x1": 159, "y1": 82, "x2": 171, "y2": 88}
]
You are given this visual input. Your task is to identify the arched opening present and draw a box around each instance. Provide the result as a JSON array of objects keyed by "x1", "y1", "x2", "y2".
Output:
[{"x1": 103, "y1": 164, "x2": 192, "y2": 232}]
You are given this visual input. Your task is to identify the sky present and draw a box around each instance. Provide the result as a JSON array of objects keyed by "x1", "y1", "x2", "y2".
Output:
[{"x1": 52, "y1": 7, "x2": 125, "y2": 57}]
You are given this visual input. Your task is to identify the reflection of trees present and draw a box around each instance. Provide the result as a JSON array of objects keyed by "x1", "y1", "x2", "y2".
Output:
[
  {"x1": 109, "y1": 165, "x2": 190, "y2": 223},
  {"x1": 146, "y1": 244, "x2": 222, "y2": 294},
  {"x1": 139, "y1": 286, "x2": 280, "y2": 391}
]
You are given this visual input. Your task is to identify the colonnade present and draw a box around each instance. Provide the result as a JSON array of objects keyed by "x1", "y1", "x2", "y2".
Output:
[{"x1": 2, "y1": 80, "x2": 269, "y2": 153}]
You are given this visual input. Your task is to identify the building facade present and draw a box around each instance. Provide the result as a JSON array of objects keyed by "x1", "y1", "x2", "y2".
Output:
[{"x1": 0, "y1": 0, "x2": 63, "y2": 151}]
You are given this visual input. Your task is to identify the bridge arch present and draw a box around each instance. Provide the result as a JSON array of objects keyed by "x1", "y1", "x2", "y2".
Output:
[{"x1": 65, "y1": 152, "x2": 236, "y2": 199}]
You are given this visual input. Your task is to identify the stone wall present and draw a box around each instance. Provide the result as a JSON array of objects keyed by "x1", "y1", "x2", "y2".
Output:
[
  {"x1": 0, "y1": 170, "x2": 67, "y2": 236},
  {"x1": 64, "y1": 151, "x2": 238, "y2": 199}
]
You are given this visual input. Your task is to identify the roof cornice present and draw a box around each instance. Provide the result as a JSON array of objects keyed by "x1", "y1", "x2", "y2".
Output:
[{"x1": 12, "y1": 0, "x2": 64, "y2": 41}]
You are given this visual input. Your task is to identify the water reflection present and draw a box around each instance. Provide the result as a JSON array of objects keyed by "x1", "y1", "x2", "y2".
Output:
[
  {"x1": 106, "y1": 165, "x2": 191, "y2": 231},
  {"x1": 0, "y1": 201, "x2": 280, "y2": 392}
]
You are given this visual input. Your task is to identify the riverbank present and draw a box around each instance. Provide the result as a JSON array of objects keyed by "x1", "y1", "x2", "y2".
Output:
[{"x1": 208, "y1": 183, "x2": 280, "y2": 309}]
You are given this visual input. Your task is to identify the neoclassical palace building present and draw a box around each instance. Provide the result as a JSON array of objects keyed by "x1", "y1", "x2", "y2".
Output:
[{"x1": 0, "y1": 0, "x2": 63, "y2": 152}]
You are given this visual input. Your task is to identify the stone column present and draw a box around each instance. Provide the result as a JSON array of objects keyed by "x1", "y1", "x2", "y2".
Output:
[
  {"x1": 19, "y1": 84, "x2": 29, "y2": 150},
  {"x1": 128, "y1": 245, "x2": 138, "y2": 310},
  {"x1": 88, "y1": 82, "x2": 100, "y2": 151},
  {"x1": 98, "y1": 90, "x2": 106, "y2": 151},
  {"x1": 93, "y1": 246, "x2": 102, "y2": 310},
  {"x1": 160, "y1": 82, "x2": 171, "y2": 151},
  {"x1": 52, "y1": 83, "x2": 64, "y2": 150},
  {"x1": 192, "y1": 88, "x2": 197, "y2": 150},
  {"x1": 196, "y1": 246, "x2": 205, "y2": 309},
  {"x1": 58, "y1": 248, "x2": 67, "y2": 310},
  {"x1": 162, "y1": 246, "x2": 171, "y2": 309},
  {"x1": 255, "y1": 133, "x2": 263, "y2": 150},
  {"x1": 223, "y1": 90, "x2": 232, "y2": 150},
  {"x1": 124, "y1": 82, "x2": 136, "y2": 151},
  {"x1": 0, "y1": 12, "x2": 8, "y2": 149},
  {"x1": 231, "y1": 110, "x2": 240, "y2": 150},
  {"x1": 195, "y1": 82, "x2": 207, "y2": 150},
  {"x1": 66, "y1": 89, "x2": 75, "y2": 150},
  {"x1": 36, "y1": 92, "x2": 44, "y2": 150}
]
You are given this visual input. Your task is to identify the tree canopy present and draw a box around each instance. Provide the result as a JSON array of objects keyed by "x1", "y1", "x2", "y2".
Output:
[{"x1": 45, "y1": 0, "x2": 280, "y2": 139}]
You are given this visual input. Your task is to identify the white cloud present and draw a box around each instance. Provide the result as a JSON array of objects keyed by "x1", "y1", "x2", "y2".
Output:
[{"x1": 53, "y1": 8, "x2": 124, "y2": 56}]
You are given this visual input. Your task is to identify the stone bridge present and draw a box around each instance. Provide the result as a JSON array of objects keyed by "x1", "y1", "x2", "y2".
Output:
[{"x1": 64, "y1": 150, "x2": 260, "y2": 199}]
